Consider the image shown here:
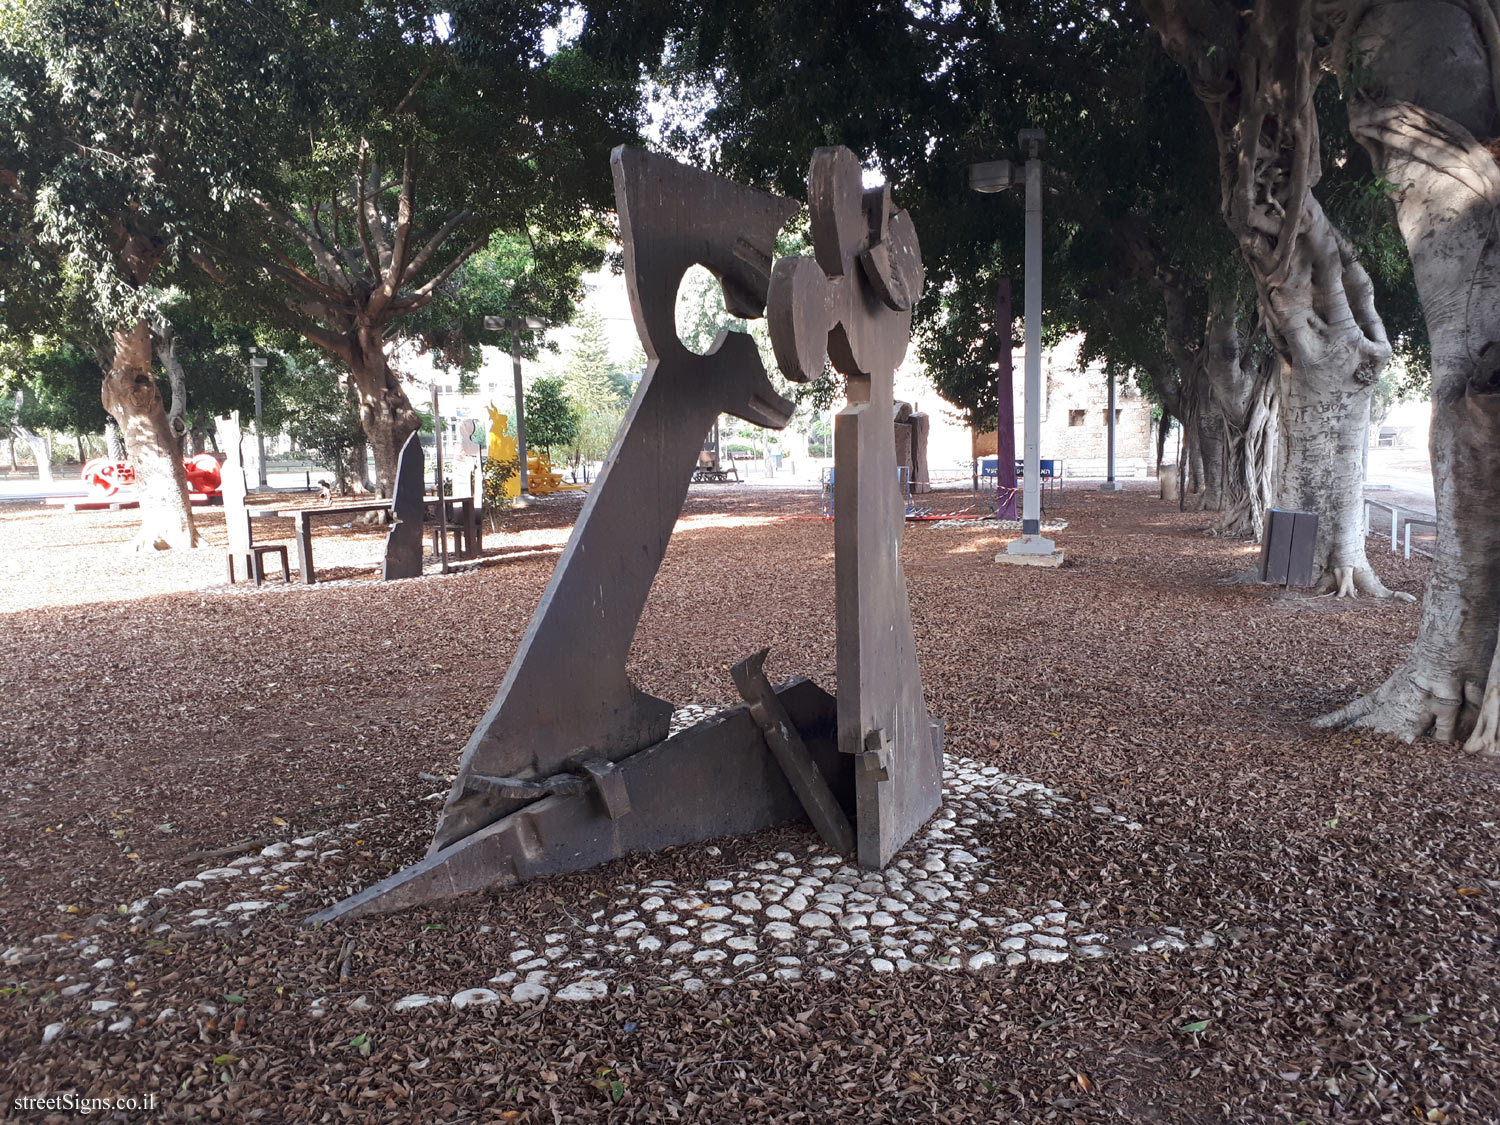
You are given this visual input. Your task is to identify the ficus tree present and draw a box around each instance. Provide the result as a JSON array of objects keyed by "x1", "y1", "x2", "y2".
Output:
[
  {"x1": 189, "y1": 4, "x2": 638, "y2": 499},
  {"x1": 0, "y1": 0, "x2": 332, "y2": 548},
  {"x1": 1140, "y1": 0, "x2": 1416, "y2": 597},
  {"x1": 1314, "y1": 0, "x2": 1500, "y2": 750}
]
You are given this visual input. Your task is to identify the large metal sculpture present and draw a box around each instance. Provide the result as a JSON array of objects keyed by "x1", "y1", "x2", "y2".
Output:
[{"x1": 311, "y1": 146, "x2": 939, "y2": 922}]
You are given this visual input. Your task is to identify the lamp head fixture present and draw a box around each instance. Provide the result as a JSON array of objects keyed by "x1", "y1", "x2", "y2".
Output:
[
  {"x1": 967, "y1": 159, "x2": 1014, "y2": 194},
  {"x1": 483, "y1": 315, "x2": 548, "y2": 332}
]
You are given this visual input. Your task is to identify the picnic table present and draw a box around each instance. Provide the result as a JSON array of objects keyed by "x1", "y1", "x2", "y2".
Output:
[{"x1": 249, "y1": 495, "x2": 478, "y2": 584}]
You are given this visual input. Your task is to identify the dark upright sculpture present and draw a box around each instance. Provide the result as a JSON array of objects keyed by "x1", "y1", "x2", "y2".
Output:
[
  {"x1": 382, "y1": 432, "x2": 425, "y2": 581},
  {"x1": 767, "y1": 146, "x2": 943, "y2": 868}
]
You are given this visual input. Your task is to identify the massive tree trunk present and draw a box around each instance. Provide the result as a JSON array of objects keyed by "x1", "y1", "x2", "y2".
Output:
[
  {"x1": 1194, "y1": 405, "x2": 1227, "y2": 510},
  {"x1": 1263, "y1": 204, "x2": 1395, "y2": 595},
  {"x1": 102, "y1": 319, "x2": 199, "y2": 550},
  {"x1": 1316, "y1": 0, "x2": 1500, "y2": 748},
  {"x1": 1144, "y1": 0, "x2": 1397, "y2": 594},
  {"x1": 155, "y1": 323, "x2": 190, "y2": 455},
  {"x1": 349, "y1": 327, "x2": 420, "y2": 498}
]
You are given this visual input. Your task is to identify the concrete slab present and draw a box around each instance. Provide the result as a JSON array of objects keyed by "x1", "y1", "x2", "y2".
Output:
[{"x1": 995, "y1": 547, "x2": 1065, "y2": 568}]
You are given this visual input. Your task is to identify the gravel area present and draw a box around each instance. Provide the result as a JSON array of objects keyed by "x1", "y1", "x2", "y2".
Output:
[{"x1": 1, "y1": 482, "x2": 1496, "y2": 1122}]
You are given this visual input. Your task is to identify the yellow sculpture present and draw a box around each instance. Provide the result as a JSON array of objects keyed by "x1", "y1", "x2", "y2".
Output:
[
  {"x1": 485, "y1": 405, "x2": 521, "y2": 499},
  {"x1": 486, "y1": 404, "x2": 583, "y2": 496},
  {"x1": 525, "y1": 451, "x2": 584, "y2": 495}
]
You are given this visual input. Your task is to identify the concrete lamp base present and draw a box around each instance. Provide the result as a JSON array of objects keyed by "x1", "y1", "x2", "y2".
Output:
[
  {"x1": 997, "y1": 535, "x2": 1064, "y2": 567},
  {"x1": 1099, "y1": 481, "x2": 1124, "y2": 492}
]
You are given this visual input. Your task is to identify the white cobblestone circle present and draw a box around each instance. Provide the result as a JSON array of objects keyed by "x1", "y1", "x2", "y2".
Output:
[{"x1": 9, "y1": 707, "x2": 1216, "y2": 1026}]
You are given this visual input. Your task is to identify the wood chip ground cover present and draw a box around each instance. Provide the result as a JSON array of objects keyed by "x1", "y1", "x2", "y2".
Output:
[{"x1": 0, "y1": 483, "x2": 1496, "y2": 1122}]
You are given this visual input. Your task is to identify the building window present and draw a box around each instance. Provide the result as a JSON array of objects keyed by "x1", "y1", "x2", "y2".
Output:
[
  {"x1": 1104, "y1": 408, "x2": 1121, "y2": 424},
  {"x1": 1068, "y1": 409, "x2": 1086, "y2": 427}
]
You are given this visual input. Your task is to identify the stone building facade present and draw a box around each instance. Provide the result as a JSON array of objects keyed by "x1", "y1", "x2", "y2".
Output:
[{"x1": 973, "y1": 336, "x2": 1155, "y2": 479}]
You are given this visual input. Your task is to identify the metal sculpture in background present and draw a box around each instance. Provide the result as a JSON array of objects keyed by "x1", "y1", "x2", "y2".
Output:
[
  {"x1": 381, "y1": 433, "x2": 424, "y2": 581},
  {"x1": 311, "y1": 146, "x2": 940, "y2": 922}
]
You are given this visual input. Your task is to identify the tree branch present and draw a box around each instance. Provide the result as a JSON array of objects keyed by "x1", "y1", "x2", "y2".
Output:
[
  {"x1": 251, "y1": 194, "x2": 352, "y2": 293},
  {"x1": 402, "y1": 209, "x2": 474, "y2": 287},
  {"x1": 386, "y1": 236, "x2": 488, "y2": 313},
  {"x1": 359, "y1": 142, "x2": 392, "y2": 266},
  {"x1": 268, "y1": 251, "x2": 351, "y2": 305},
  {"x1": 392, "y1": 43, "x2": 447, "y2": 117},
  {"x1": 354, "y1": 147, "x2": 382, "y2": 279},
  {"x1": 369, "y1": 146, "x2": 415, "y2": 319}
]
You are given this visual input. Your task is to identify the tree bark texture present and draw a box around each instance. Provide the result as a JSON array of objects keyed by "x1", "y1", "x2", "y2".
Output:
[
  {"x1": 1143, "y1": 0, "x2": 1396, "y2": 594},
  {"x1": 1216, "y1": 348, "x2": 1278, "y2": 539},
  {"x1": 155, "y1": 324, "x2": 190, "y2": 455},
  {"x1": 350, "y1": 326, "x2": 420, "y2": 498},
  {"x1": 1317, "y1": 0, "x2": 1500, "y2": 748},
  {"x1": 102, "y1": 319, "x2": 199, "y2": 550}
]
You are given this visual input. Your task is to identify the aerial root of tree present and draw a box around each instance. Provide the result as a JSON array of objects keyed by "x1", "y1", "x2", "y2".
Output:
[
  {"x1": 1313, "y1": 563, "x2": 1415, "y2": 602},
  {"x1": 1464, "y1": 631, "x2": 1500, "y2": 755},
  {"x1": 1334, "y1": 566, "x2": 1356, "y2": 598},
  {"x1": 1313, "y1": 666, "x2": 1483, "y2": 744}
]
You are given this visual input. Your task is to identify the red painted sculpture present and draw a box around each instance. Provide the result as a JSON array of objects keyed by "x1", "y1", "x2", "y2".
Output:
[{"x1": 80, "y1": 453, "x2": 222, "y2": 498}]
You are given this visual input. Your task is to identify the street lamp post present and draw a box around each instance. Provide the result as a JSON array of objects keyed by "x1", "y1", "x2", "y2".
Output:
[
  {"x1": 970, "y1": 128, "x2": 1058, "y2": 560},
  {"x1": 1100, "y1": 372, "x2": 1123, "y2": 491},
  {"x1": 249, "y1": 353, "x2": 269, "y2": 489},
  {"x1": 483, "y1": 314, "x2": 546, "y2": 497}
]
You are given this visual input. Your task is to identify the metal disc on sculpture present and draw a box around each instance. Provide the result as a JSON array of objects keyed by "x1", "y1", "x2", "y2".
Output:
[{"x1": 382, "y1": 433, "x2": 424, "y2": 581}]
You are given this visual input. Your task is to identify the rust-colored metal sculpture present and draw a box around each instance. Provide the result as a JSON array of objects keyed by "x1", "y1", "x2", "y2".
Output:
[{"x1": 310, "y1": 146, "x2": 939, "y2": 923}]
